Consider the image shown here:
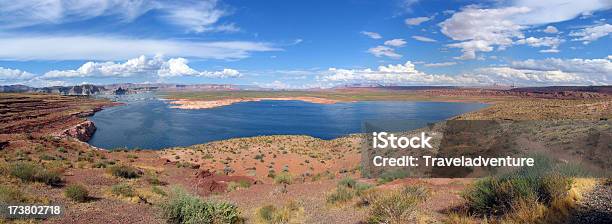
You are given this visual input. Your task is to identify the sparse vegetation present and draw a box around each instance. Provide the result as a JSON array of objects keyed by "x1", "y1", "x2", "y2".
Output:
[
  {"x1": 256, "y1": 201, "x2": 304, "y2": 224},
  {"x1": 111, "y1": 183, "x2": 136, "y2": 197},
  {"x1": 366, "y1": 186, "x2": 429, "y2": 224},
  {"x1": 0, "y1": 185, "x2": 28, "y2": 203},
  {"x1": 274, "y1": 171, "x2": 292, "y2": 185},
  {"x1": 377, "y1": 169, "x2": 409, "y2": 184},
  {"x1": 65, "y1": 184, "x2": 89, "y2": 202},
  {"x1": 9, "y1": 162, "x2": 62, "y2": 186},
  {"x1": 227, "y1": 180, "x2": 252, "y2": 192},
  {"x1": 327, "y1": 177, "x2": 373, "y2": 204},
  {"x1": 160, "y1": 188, "x2": 241, "y2": 224},
  {"x1": 109, "y1": 164, "x2": 142, "y2": 179}
]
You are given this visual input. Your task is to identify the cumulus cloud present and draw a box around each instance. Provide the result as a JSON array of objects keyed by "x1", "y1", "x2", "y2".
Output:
[
  {"x1": 367, "y1": 46, "x2": 402, "y2": 59},
  {"x1": 440, "y1": 0, "x2": 612, "y2": 59},
  {"x1": 440, "y1": 6, "x2": 530, "y2": 60},
  {"x1": 384, "y1": 39, "x2": 407, "y2": 47},
  {"x1": 412, "y1": 35, "x2": 437, "y2": 42},
  {"x1": 405, "y1": 16, "x2": 432, "y2": 26},
  {"x1": 515, "y1": 36, "x2": 564, "y2": 53},
  {"x1": 322, "y1": 61, "x2": 480, "y2": 85},
  {"x1": 361, "y1": 31, "x2": 382, "y2": 39},
  {"x1": 0, "y1": 0, "x2": 233, "y2": 32},
  {"x1": 469, "y1": 56, "x2": 612, "y2": 85},
  {"x1": 0, "y1": 67, "x2": 36, "y2": 82},
  {"x1": 321, "y1": 57, "x2": 610, "y2": 86},
  {"x1": 42, "y1": 55, "x2": 241, "y2": 79},
  {"x1": 424, "y1": 62, "x2": 457, "y2": 67},
  {"x1": 511, "y1": 0, "x2": 612, "y2": 25},
  {"x1": 0, "y1": 35, "x2": 278, "y2": 61},
  {"x1": 569, "y1": 23, "x2": 612, "y2": 44},
  {"x1": 543, "y1": 25, "x2": 559, "y2": 33}
]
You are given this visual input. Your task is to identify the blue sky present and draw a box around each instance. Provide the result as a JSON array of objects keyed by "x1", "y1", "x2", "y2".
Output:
[{"x1": 0, "y1": 0, "x2": 610, "y2": 88}]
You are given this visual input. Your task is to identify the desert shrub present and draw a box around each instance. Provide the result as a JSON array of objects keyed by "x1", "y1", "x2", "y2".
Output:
[
  {"x1": 57, "y1": 147, "x2": 68, "y2": 153},
  {"x1": 377, "y1": 169, "x2": 409, "y2": 184},
  {"x1": 160, "y1": 188, "x2": 241, "y2": 224},
  {"x1": 327, "y1": 179, "x2": 373, "y2": 205},
  {"x1": 256, "y1": 201, "x2": 303, "y2": 224},
  {"x1": 274, "y1": 172, "x2": 292, "y2": 185},
  {"x1": 111, "y1": 183, "x2": 136, "y2": 197},
  {"x1": 40, "y1": 154, "x2": 56, "y2": 161},
  {"x1": 327, "y1": 186, "x2": 355, "y2": 204},
  {"x1": 152, "y1": 186, "x2": 167, "y2": 196},
  {"x1": 0, "y1": 185, "x2": 28, "y2": 203},
  {"x1": 10, "y1": 162, "x2": 62, "y2": 186},
  {"x1": 65, "y1": 184, "x2": 89, "y2": 202},
  {"x1": 367, "y1": 186, "x2": 429, "y2": 224},
  {"x1": 267, "y1": 169, "x2": 276, "y2": 178},
  {"x1": 144, "y1": 171, "x2": 164, "y2": 186},
  {"x1": 227, "y1": 180, "x2": 252, "y2": 192},
  {"x1": 463, "y1": 172, "x2": 572, "y2": 216},
  {"x1": 91, "y1": 161, "x2": 108, "y2": 168},
  {"x1": 109, "y1": 164, "x2": 142, "y2": 179},
  {"x1": 338, "y1": 177, "x2": 357, "y2": 188}
]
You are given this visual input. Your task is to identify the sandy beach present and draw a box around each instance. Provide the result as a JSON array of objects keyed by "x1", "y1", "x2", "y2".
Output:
[{"x1": 167, "y1": 96, "x2": 342, "y2": 109}]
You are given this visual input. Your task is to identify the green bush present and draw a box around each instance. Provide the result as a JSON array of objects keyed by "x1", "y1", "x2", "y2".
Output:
[
  {"x1": 227, "y1": 180, "x2": 252, "y2": 192},
  {"x1": 338, "y1": 177, "x2": 357, "y2": 188},
  {"x1": 0, "y1": 185, "x2": 27, "y2": 203},
  {"x1": 327, "y1": 186, "x2": 355, "y2": 204},
  {"x1": 65, "y1": 184, "x2": 89, "y2": 202},
  {"x1": 109, "y1": 164, "x2": 142, "y2": 179},
  {"x1": 152, "y1": 186, "x2": 167, "y2": 196},
  {"x1": 111, "y1": 183, "x2": 136, "y2": 197},
  {"x1": 9, "y1": 162, "x2": 62, "y2": 186},
  {"x1": 274, "y1": 172, "x2": 292, "y2": 185},
  {"x1": 160, "y1": 188, "x2": 241, "y2": 224},
  {"x1": 327, "y1": 179, "x2": 373, "y2": 204},
  {"x1": 367, "y1": 186, "x2": 429, "y2": 224},
  {"x1": 463, "y1": 172, "x2": 572, "y2": 216},
  {"x1": 256, "y1": 202, "x2": 302, "y2": 223},
  {"x1": 377, "y1": 169, "x2": 409, "y2": 184}
]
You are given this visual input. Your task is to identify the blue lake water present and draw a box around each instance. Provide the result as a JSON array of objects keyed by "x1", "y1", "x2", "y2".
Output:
[{"x1": 88, "y1": 96, "x2": 488, "y2": 149}]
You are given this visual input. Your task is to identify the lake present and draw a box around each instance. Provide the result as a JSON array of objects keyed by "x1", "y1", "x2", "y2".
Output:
[{"x1": 88, "y1": 95, "x2": 488, "y2": 149}]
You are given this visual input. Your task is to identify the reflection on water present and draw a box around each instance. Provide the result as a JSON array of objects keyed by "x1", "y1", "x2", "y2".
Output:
[{"x1": 88, "y1": 95, "x2": 488, "y2": 150}]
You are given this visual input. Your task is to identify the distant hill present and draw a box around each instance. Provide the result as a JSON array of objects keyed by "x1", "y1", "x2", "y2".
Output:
[
  {"x1": 0, "y1": 83, "x2": 270, "y2": 95},
  {"x1": 0, "y1": 84, "x2": 106, "y2": 95}
]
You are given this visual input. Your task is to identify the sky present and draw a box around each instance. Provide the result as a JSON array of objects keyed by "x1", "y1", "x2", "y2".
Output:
[{"x1": 0, "y1": 0, "x2": 610, "y2": 88}]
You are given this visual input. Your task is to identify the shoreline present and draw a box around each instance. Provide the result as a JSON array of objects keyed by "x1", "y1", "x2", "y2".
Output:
[{"x1": 167, "y1": 96, "x2": 344, "y2": 109}]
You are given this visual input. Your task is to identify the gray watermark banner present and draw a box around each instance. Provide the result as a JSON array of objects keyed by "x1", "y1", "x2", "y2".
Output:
[{"x1": 361, "y1": 120, "x2": 611, "y2": 178}]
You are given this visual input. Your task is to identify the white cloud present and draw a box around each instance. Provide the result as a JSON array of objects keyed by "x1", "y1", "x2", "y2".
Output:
[
  {"x1": 471, "y1": 56, "x2": 612, "y2": 85},
  {"x1": 367, "y1": 46, "x2": 402, "y2": 59},
  {"x1": 361, "y1": 31, "x2": 382, "y2": 39},
  {"x1": 469, "y1": 67, "x2": 588, "y2": 85},
  {"x1": 543, "y1": 25, "x2": 559, "y2": 33},
  {"x1": 0, "y1": 35, "x2": 278, "y2": 61},
  {"x1": 411, "y1": 35, "x2": 437, "y2": 42},
  {"x1": 440, "y1": 1, "x2": 612, "y2": 59},
  {"x1": 0, "y1": 0, "x2": 233, "y2": 32},
  {"x1": 322, "y1": 61, "x2": 480, "y2": 85},
  {"x1": 384, "y1": 39, "x2": 407, "y2": 47},
  {"x1": 539, "y1": 48, "x2": 560, "y2": 53},
  {"x1": 511, "y1": 0, "x2": 612, "y2": 25},
  {"x1": 405, "y1": 16, "x2": 432, "y2": 26},
  {"x1": 161, "y1": 0, "x2": 228, "y2": 33},
  {"x1": 515, "y1": 36, "x2": 564, "y2": 52},
  {"x1": 322, "y1": 57, "x2": 611, "y2": 86},
  {"x1": 424, "y1": 62, "x2": 457, "y2": 67},
  {"x1": 569, "y1": 23, "x2": 612, "y2": 44},
  {"x1": 42, "y1": 55, "x2": 241, "y2": 79},
  {"x1": 440, "y1": 6, "x2": 530, "y2": 60},
  {"x1": 0, "y1": 67, "x2": 35, "y2": 82}
]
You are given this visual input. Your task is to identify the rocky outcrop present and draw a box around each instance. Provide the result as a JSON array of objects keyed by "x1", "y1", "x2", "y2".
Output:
[{"x1": 62, "y1": 120, "x2": 96, "y2": 142}]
